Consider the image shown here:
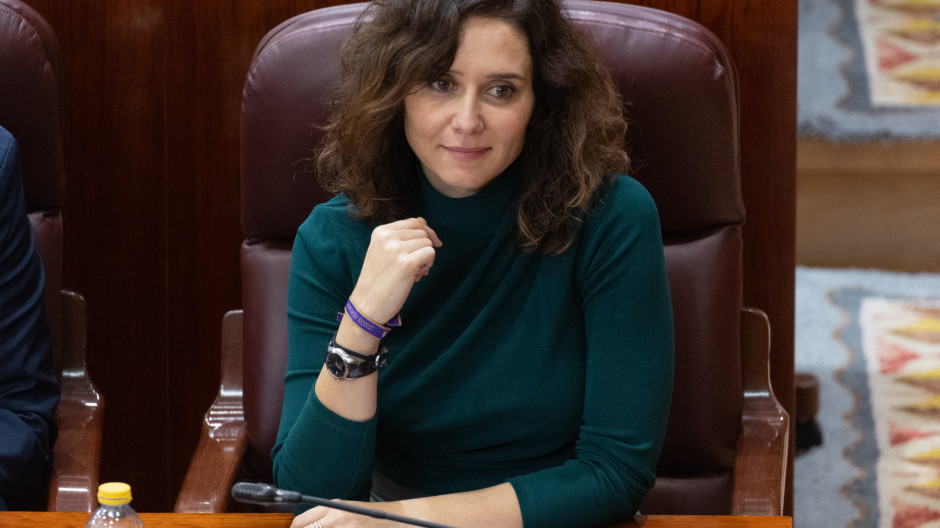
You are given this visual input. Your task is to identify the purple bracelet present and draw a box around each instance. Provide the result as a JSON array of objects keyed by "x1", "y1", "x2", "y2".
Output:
[{"x1": 336, "y1": 299, "x2": 401, "y2": 340}]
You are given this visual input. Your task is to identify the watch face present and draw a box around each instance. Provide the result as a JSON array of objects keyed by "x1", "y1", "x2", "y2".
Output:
[
  {"x1": 325, "y1": 350, "x2": 348, "y2": 379},
  {"x1": 325, "y1": 340, "x2": 386, "y2": 380}
]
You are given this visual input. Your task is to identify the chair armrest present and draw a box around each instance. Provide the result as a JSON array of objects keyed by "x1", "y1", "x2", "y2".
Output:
[
  {"x1": 48, "y1": 290, "x2": 104, "y2": 512},
  {"x1": 174, "y1": 310, "x2": 248, "y2": 513},
  {"x1": 731, "y1": 307, "x2": 790, "y2": 516}
]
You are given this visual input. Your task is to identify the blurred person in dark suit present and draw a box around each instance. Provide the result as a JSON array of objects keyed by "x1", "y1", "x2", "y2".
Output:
[{"x1": 0, "y1": 124, "x2": 59, "y2": 511}]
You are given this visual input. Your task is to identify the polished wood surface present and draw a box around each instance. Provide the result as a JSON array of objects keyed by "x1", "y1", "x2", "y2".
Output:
[
  {"x1": 732, "y1": 309, "x2": 789, "y2": 515},
  {"x1": 174, "y1": 311, "x2": 247, "y2": 513},
  {"x1": 24, "y1": 0, "x2": 796, "y2": 513},
  {"x1": 797, "y1": 138, "x2": 940, "y2": 273},
  {"x1": 48, "y1": 290, "x2": 104, "y2": 513},
  {"x1": 0, "y1": 512, "x2": 792, "y2": 528}
]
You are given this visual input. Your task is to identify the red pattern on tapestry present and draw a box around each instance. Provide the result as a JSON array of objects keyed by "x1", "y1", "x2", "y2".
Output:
[
  {"x1": 858, "y1": 296, "x2": 940, "y2": 524},
  {"x1": 877, "y1": 37, "x2": 919, "y2": 71},
  {"x1": 890, "y1": 422, "x2": 936, "y2": 445},
  {"x1": 879, "y1": 337, "x2": 920, "y2": 374},
  {"x1": 893, "y1": 498, "x2": 940, "y2": 528}
]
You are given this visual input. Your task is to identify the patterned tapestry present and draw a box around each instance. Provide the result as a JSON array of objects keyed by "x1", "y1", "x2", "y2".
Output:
[
  {"x1": 855, "y1": 0, "x2": 940, "y2": 107},
  {"x1": 861, "y1": 297, "x2": 940, "y2": 527}
]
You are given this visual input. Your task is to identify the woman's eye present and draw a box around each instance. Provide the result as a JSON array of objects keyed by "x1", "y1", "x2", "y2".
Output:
[
  {"x1": 430, "y1": 80, "x2": 452, "y2": 92},
  {"x1": 489, "y1": 85, "x2": 515, "y2": 99}
]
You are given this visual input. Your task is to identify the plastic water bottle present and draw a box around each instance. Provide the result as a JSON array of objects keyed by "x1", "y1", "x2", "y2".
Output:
[{"x1": 85, "y1": 482, "x2": 144, "y2": 527}]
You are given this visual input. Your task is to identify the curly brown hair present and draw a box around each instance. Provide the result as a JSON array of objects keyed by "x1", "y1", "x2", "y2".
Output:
[{"x1": 316, "y1": 0, "x2": 629, "y2": 255}]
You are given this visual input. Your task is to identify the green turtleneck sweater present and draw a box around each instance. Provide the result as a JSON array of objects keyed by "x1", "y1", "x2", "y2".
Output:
[{"x1": 272, "y1": 167, "x2": 674, "y2": 528}]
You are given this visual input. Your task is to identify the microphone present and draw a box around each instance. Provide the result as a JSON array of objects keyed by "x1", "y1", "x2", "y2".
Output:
[
  {"x1": 231, "y1": 482, "x2": 456, "y2": 528},
  {"x1": 231, "y1": 481, "x2": 302, "y2": 504}
]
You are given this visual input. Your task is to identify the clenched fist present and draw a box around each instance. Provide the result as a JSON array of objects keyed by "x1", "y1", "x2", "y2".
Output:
[{"x1": 348, "y1": 217, "x2": 443, "y2": 327}]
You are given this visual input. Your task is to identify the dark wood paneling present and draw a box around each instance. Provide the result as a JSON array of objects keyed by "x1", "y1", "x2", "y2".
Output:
[
  {"x1": 733, "y1": 3, "x2": 798, "y2": 513},
  {"x1": 27, "y1": 0, "x2": 173, "y2": 511},
  {"x1": 26, "y1": 0, "x2": 795, "y2": 513},
  {"x1": 730, "y1": 2, "x2": 797, "y2": 515},
  {"x1": 26, "y1": 0, "x2": 341, "y2": 511}
]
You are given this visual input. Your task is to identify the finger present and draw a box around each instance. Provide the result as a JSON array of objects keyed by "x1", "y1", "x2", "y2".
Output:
[
  {"x1": 289, "y1": 506, "x2": 329, "y2": 528},
  {"x1": 376, "y1": 218, "x2": 442, "y2": 248},
  {"x1": 378, "y1": 217, "x2": 435, "y2": 237},
  {"x1": 396, "y1": 250, "x2": 436, "y2": 283},
  {"x1": 378, "y1": 228, "x2": 438, "y2": 245},
  {"x1": 413, "y1": 262, "x2": 431, "y2": 283},
  {"x1": 416, "y1": 218, "x2": 443, "y2": 247},
  {"x1": 391, "y1": 217, "x2": 441, "y2": 246},
  {"x1": 394, "y1": 237, "x2": 435, "y2": 255},
  {"x1": 383, "y1": 217, "x2": 428, "y2": 230},
  {"x1": 372, "y1": 229, "x2": 439, "y2": 256},
  {"x1": 405, "y1": 245, "x2": 437, "y2": 271}
]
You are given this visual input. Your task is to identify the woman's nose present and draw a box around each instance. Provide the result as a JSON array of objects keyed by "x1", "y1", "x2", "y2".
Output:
[{"x1": 451, "y1": 95, "x2": 484, "y2": 134}]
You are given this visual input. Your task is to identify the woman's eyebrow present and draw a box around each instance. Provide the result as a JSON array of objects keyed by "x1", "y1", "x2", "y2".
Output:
[
  {"x1": 448, "y1": 69, "x2": 528, "y2": 82},
  {"x1": 487, "y1": 73, "x2": 527, "y2": 81}
]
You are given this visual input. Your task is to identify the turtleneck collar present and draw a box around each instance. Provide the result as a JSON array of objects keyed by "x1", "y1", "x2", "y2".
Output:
[{"x1": 418, "y1": 161, "x2": 521, "y2": 235}]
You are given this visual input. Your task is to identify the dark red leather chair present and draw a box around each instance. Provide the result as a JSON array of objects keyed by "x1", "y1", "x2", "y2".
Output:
[
  {"x1": 0, "y1": 0, "x2": 103, "y2": 512},
  {"x1": 176, "y1": 1, "x2": 789, "y2": 516}
]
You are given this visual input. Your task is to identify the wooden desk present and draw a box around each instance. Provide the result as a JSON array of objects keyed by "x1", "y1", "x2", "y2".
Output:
[{"x1": 0, "y1": 512, "x2": 791, "y2": 527}]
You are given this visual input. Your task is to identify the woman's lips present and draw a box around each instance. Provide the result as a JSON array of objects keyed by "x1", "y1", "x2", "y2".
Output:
[{"x1": 444, "y1": 146, "x2": 489, "y2": 162}]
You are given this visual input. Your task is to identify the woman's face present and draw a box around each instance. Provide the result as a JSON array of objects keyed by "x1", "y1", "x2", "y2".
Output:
[{"x1": 404, "y1": 16, "x2": 535, "y2": 199}]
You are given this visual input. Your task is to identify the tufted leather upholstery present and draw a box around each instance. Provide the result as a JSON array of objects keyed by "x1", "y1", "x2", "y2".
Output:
[
  {"x1": 178, "y1": 0, "x2": 787, "y2": 516},
  {"x1": 0, "y1": 0, "x2": 103, "y2": 512}
]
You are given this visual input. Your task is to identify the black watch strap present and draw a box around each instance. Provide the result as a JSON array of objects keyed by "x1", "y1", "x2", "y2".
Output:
[{"x1": 325, "y1": 335, "x2": 388, "y2": 380}]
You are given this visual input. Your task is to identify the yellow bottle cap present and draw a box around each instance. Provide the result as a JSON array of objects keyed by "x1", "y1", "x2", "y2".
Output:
[{"x1": 97, "y1": 482, "x2": 133, "y2": 505}]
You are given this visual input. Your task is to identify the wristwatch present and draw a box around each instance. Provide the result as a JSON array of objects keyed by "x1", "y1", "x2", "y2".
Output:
[{"x1": 324, "y1": 335, "x2": 388, "y2": 380}]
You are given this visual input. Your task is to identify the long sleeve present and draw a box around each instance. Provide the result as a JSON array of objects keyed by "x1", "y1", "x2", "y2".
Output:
[
  {"x1": 0, "y1": 129, "x2": 60, "y2": 509},
  {"x1": 272, "y1": 197, "x2": 378, "y2": 502},
  {"x1": 507, "y1": 176, "x2": 674, "y2": 527}
]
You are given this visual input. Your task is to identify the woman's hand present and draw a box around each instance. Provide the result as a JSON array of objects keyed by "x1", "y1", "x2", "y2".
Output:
[
  {"x1": 289, "y1": 500, "x2": 405, "y2": 528},
  {"x1": 349, "y1": 217, "x2": 442, "y2": 326},
  {"x1": 315, "y1": 217, "x2": 441, "y2": 420}
]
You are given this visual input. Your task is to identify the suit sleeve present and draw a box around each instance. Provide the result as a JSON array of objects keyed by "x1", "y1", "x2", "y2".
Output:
[{"x1": 0, "y1": 130, "x2": 60, "y2": 508}]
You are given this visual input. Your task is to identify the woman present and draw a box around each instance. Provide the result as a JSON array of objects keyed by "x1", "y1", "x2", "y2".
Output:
[{"x1": 272, "y1": 1, "x2": 674, "y2": 527}]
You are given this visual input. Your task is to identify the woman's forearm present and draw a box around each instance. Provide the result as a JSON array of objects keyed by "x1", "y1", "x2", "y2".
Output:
[
  {"x1": 314, "y1": 217, "x2": 442, "y2": 424},
  {"x1": 314, "y1": 317, "x2": 382, "y2": 422},
  {"x1": 289, "y1": 482, "x2": 523, "y2": 528},
  {"x1": 398, "y1": 482, "x2": 523, "y2": 528}
]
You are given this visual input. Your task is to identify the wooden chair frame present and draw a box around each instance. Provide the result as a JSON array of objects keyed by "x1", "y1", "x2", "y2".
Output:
[
  {"x1": 176, "y1": 308, "x2": 788, "y2": 515},
  {"x1": 48, "y1": 291, "x2": 104, "y2": 512}
]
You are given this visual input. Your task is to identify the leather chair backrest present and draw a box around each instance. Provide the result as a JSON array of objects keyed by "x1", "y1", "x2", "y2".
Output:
[
  {"x1": 0, "y1": 0, "x2": 66, "y2": 374},
  {"x1": 240, "y1": 1, "x2": 743, "y2": 514}
]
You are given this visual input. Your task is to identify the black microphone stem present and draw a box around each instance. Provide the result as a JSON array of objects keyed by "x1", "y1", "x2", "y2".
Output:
[{"x1": 230, "y1": 481, "x2": 456, "y2": 528}]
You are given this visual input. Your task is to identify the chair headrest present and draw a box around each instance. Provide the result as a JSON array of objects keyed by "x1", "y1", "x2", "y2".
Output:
[
  {"x1": 240, "y1": 1, "x2": 743, "y2": 240},
  {"x1": 0, "y1": 0, "x2": 65, "y2": 212}
]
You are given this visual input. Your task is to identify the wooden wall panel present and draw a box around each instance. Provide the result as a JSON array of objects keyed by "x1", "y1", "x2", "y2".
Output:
[
  {"x1": 162, "y1": 2, "x2": 242, "y2": 511},
  {"x1": 25, "y1": 0, "x2": 340, "y2": 511},
  {"x1": 25, "y1": 0, "x2": 174, "y2": 511},
  {"x1": 26, "y1": 0, "x2": 796, "y2": 514}
]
